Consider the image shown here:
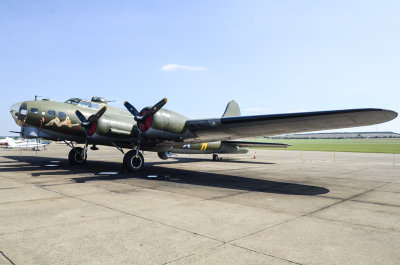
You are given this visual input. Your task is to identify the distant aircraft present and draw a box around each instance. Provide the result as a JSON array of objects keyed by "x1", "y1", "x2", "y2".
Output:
[
  {"x1": 10, "y1": 96, "x2": 397, "y2": 171},
  {"x1": 4, "y1": 137, "x2": 49, "y2": 151},
  {"x1": 0, "y1": 137, "x2": 25, "y2": 145},
  {"x1": 0, "y1": 138, "x2": 8, "y2": 145}
]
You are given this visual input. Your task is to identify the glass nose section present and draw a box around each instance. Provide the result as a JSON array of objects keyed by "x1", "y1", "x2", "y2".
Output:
[{"x1": 10, "y1": 102, "x2": 28, "y2": 126}]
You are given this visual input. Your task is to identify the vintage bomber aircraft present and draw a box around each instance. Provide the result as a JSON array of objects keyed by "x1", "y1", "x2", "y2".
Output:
[{"x1": 10, "y1": 97, "x2": 397, "y2": 171}]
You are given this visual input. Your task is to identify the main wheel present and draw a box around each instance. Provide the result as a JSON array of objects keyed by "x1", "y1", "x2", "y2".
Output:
[
  {"x1": 68, "y1": 147, "x2": 87, "y2": 165},
  {"x1": 123, "y1": 150, "x2": 144, "y2": 172}
]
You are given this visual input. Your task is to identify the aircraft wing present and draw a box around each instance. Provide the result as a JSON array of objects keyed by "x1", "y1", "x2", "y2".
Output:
[{"x1": 184, "y1": 108, "x2": 397, "y2": 143}]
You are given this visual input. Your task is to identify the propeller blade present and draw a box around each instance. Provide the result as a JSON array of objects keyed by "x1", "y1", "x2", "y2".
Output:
[
  {"x1": 88, "y1": 106, "x2": 107, "y2": 123},
  {"x1": 124, "y1": 101, "x2": 140, "y2": 117},
  {"x1": 142, "y1": 98, "x2": 167, "y2": 120},
  {"x1": 75, "y1": 110, "x2": 88, "y2": 124}
]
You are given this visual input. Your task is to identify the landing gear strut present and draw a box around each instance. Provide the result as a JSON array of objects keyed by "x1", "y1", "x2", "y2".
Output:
[
  {"x1": 68, "y1": 147, "x2": 87, "y2": 165},
  {"x1": 123, "y1": 150, "x2": 144, "y2": 172}
]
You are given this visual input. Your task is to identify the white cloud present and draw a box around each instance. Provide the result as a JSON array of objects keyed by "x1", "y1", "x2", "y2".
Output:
[{"x1": 161, "y1": 64, "x2": 207, "y2": 72}]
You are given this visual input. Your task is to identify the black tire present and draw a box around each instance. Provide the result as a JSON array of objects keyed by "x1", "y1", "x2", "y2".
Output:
[
  {"x1": 123, "y1": 150, "x2": 144, "y2": 172},
  {"x1": 212, "y1": 153, "x2": 219, "y2": 161},
  {"x1": 68, "y1": 147, "x2": 87, "y2": 165}
]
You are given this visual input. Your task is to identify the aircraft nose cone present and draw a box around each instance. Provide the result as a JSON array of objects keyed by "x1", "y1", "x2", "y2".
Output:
[{"x1": 10, "y1": 102, "x2": 28, "y2": 126}]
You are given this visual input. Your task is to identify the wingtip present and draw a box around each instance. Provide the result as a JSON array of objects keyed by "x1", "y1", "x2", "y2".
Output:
[
  {"x1": 164, "y1": 98, "x2": 168, "y2": 103},
  {"x1": 383, "y1": 109, "x2": 398, "y2": 121}
]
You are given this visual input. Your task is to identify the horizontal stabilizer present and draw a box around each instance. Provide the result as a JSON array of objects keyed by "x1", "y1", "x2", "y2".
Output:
[{"x1": 223, "y1": 140, "x2": 289, "y2": 148}]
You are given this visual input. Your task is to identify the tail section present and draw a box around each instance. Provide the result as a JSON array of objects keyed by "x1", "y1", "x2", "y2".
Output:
[{"x1": 222, "y1": 100, "x2": 241, "y2": 117}]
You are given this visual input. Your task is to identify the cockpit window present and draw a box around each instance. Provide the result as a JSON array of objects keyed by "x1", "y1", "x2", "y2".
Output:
[
  {"x1": 48, "y1": 110, "x2": 56, "y2": 116},
  {"x1": 78, "y1": 101, "x2": 91, "y2": 108},
  {"x1": 78, "y1": 101, "x2": 99, "y2": 109},
  {"x1": 65, "y1": 98, "x2": 100, "y2": 109},
  {"x1": 65, "y1": 98, "x2": 81, "y2": 105},
  {"x1": 31, "y1": 108, "x2": 38, "y2": 114}
]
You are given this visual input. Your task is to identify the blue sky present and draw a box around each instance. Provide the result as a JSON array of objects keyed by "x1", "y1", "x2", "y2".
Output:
[{"x1": 1, "y1": 0, "x2": 399, "y2": 136}]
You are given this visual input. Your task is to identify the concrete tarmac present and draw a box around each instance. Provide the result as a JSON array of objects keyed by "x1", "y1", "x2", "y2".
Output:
[{"x1": 0, "y1": 145, "x2": 399, "y2": 265}]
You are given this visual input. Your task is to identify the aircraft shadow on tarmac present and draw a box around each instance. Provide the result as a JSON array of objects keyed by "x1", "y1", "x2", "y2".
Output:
[{"x1": 2, "y1": 155, "x2": 329, "y2": 196}]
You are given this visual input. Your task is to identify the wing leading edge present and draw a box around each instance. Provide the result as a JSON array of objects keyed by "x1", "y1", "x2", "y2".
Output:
[{"x1": 185, "y1": 108, "x2": 397, "y2": 143}]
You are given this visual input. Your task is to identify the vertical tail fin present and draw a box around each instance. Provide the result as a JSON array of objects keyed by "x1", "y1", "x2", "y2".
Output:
[{"x1": 222, "y1": 100, "x2": 241, "y2": 117}]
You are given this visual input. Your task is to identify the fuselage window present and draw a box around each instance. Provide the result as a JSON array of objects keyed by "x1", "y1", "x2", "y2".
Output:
[
  {"x1": 48, "y1": 110, "x2": 56, "y2": 116},
  {"x1": 31, "y1": 108, "x2": 39, "y2": 114},
  {"x1": 59, "y1": 112, "x2": 67, "y2": 119}
]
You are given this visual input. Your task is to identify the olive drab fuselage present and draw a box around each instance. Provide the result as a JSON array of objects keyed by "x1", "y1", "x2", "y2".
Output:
[{"x1": 10, "y1": 98, "x2": 246, "y2": 154}]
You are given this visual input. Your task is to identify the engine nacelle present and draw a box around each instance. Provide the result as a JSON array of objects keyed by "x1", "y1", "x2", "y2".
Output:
[
  {"x1": 157, "y1": 151, "x2": 173, "y2": 160},
  {"x1": 151, "y1": 109, "x2": 188, "y2": 134}
]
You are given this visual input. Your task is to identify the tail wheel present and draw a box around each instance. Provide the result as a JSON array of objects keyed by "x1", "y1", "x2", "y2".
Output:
[
  {"x1": 68, "y1": 147, "x2": 87, "y2": 165},
  {"x1": 123, "y1": 150, "x2": 144, "y2": 172},
  {"x1": 212, "y1": 153, "x2": 219, "y2": 161}
]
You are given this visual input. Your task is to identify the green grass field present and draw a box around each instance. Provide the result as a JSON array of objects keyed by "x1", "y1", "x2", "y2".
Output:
[{"x1": 252, "y1": 138, "x2": 400, "y2": 154}]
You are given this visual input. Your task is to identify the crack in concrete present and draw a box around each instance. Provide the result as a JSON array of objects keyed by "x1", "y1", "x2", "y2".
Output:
[
  {"x1": 349, "y1": 199, "x2": 400, "y2": 208},
  {"x1": 0, "y1": 196, "x2": 64, "y2": 206},
  {"x1": 305, "y1": 183, "x2": 387, "y2": 217},
  {"x1": 163, "y1": 242, "x2": 302, "y2": 265},
  {"x1": 162, "y1": 252, "x2": 197, "y2": 265},
  {"x1": 227, "y1": 214, "x2": 304, "y2": 244},
  {"x1": 0, "y1": 186, "x2": 30, "y2": 190},
  {"x1": 0, "y1": 250, "x2": 15, "y2": 265},
  {"x1": 310, "y1": 216, "x2": 400, "y2": 233},
  {"x1": 229, "y1": 243, "x2": 303, "y2": 265},
  {"x1": 0, "y1": 215, "x2": 127, "y2": 236}
]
